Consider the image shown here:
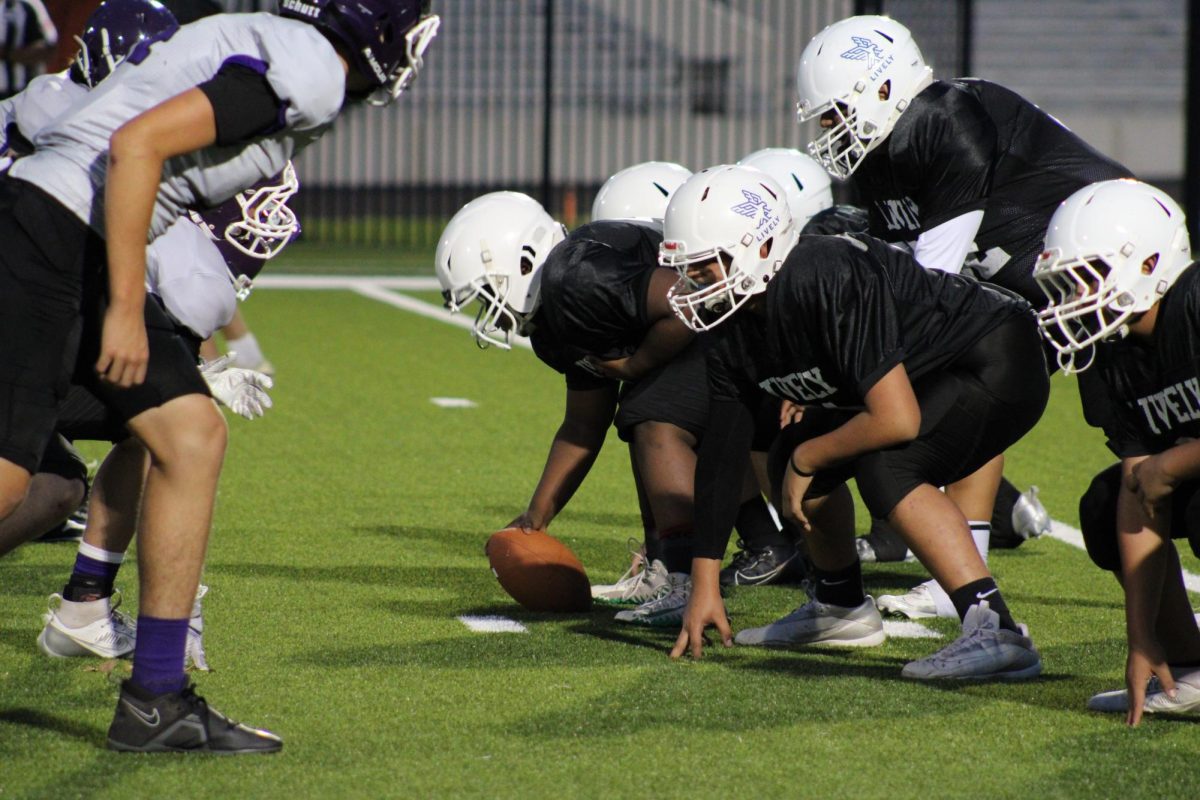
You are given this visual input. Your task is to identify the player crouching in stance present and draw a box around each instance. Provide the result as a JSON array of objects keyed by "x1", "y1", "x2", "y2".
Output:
[
  {"x1": 665, "y1": 165, "x2": 1047, "y2": 681},
  {"x1": 436, "y1": 180, "x2": 779, "y2": 627},
  {"x1": 1034, "y1": 179, "x2": 1200, "y2": 723}
]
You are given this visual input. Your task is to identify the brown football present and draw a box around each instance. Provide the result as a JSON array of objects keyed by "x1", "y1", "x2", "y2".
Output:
[{"x1": 485, "y1": 528, "x2": 592, "y2": 612}]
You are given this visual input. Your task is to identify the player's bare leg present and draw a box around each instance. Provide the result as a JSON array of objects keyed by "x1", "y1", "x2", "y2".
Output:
[
  {"x1": 0, "y1": 459, "x2": 32, "y2": 528},
  {"x1": 126, "y1": 395, "x2": 226, "y2": 620},
  {"x1": 0, "y1": 473, "x2": 83, "y2": 557}
]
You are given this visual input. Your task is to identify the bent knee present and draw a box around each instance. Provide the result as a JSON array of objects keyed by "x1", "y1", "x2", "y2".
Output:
[{"x1": 132, "y1": 396, "x2": 228, "y2": 467}]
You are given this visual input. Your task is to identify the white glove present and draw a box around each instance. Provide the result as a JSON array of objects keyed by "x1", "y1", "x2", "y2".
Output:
[{"x1": 200, "y1": 353, "x2": 274, "y2": 420}]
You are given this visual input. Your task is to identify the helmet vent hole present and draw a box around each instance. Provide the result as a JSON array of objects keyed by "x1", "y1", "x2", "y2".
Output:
[
  {"x1": 520, "y1": 256, "x2": 535, "y2": 276},
  {"x1": 1142, "y1": 253, "x2": 1159, "y2": 275},
  {"x1": 701, "y1": 187, "x2": 710, "y2": 201}
]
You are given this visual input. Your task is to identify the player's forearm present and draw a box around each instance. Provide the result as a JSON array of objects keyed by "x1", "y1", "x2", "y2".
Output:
[
  {"x1": 624, "y1": 318, "x2": 693, "y2": 377},
  {"x1": 1154, "y1": 439, "x2": 1200, "y2": 486},
  {"x1": 1116, "y1": 474, "x2": 1169, "y2": 648},
  {"x1": 104, "y1": 133, "x2": 159, "y2": 310},
  {"x1": 524, "y1": 432, "x2": 604, "y2": 528}
]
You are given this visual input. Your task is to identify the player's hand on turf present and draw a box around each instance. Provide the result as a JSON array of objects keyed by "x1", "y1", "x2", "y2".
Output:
[
  {"x1": 1126, "y1": 455, "x2": 1175, "y2": 518},
  {"x1": 1126, "y1": 642, "x2": 1176, "y2": 727},
  {"x1": 670, "y1": 582, "x2": 732, "y2": 660},
  {"x1": 200, "y1": 355, "x2": 274, "y2": 420},
  {"x1": 779, "y1": 400, "x2": 803, "y2": 428},
  {"x1": 96, "y1": 305, "x2": 149, "y2": 387}
]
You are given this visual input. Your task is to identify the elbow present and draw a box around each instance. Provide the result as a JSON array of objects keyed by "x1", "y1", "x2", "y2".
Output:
[{"x1": 888, "y1": 409, "x2": 921, "y2": 445}]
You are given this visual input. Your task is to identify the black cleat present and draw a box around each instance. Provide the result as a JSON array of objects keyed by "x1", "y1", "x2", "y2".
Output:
[
  {"x1": 720, "y1": 542, "x2": 801, "y2": 587},
  {"x1": 107, "y1": 680, "x2": 282, "y2": 754},
  {"x1": 856, "y1": 518, "x2": 912, "y2": 563}
]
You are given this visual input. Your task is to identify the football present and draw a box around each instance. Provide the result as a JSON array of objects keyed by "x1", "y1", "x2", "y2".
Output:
[{"x1": 485, "y1": 528, "x2": 592, "y2": 612}]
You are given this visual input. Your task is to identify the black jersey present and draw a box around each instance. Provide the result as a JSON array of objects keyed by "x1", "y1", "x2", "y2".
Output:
[
  {"x1": 1082, "y1": 263, "x2": 1200, "y2": 458},
  {"x1": 706, "y1": 233, "x2": 1031, "y2": 409},
  {"x1": 854, "y1": 79, "x2": 1131, "y2": 288},
  {"x1": 529, "y1": 220, "x2": 663, "y2": 390},
  {"x1": 800, "y1": 204, "x2": 869, "y2": 236}
]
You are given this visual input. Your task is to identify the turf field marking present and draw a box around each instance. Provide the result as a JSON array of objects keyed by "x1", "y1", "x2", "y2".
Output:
[
  {"x1": 883, "y1": 621, "x2": 943, "y2": 639},
  {"x1": 431, "y1": 397, "x2": 478, "y2": 408},
  {"x1": 458, "y1": 615, "x2": 528, "y2": 633},
  {"x1": 256, "y1": 274, "x2": 1200, "y2": 596}
]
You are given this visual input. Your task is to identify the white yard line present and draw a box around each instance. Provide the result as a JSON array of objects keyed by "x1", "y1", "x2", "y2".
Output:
[
  {"x1": 261, "y1": 274, "x2": 1200, "y2": 596},
  {"x1": 458, "y1": 615, "x2": 528, "y2": 633}
]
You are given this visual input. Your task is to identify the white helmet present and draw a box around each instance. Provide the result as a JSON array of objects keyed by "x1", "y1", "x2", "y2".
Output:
[
  {"x1": 592, "y1": 161, "x2": 693, "y2": 221},
  {"x1": 1033, "y1": 179, "x2": 1192, "y2": 373},
  {"x1": 434, "y1": 192, "x2": 566, "y2": 349},
  {"x1": 660, "y1": 165, "x2": 799, "y2": 332},
  {"x1": 738, "y1": 148, "x2": 833, "y2": 228},
  {"x1": 795, "y1": 15, "x2": 933, "y2": 179}
]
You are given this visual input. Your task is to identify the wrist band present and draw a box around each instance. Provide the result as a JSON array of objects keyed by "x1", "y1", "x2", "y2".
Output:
[{"x1": 789, "y1": 455, "x2": 815, "y2": 477}]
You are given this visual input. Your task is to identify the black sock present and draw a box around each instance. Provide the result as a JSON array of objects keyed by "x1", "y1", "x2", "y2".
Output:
[
  {"x1": 949, "y1": 578, "x2": 1018, "y2": 632},
  {"x1": 643, "y1": 530, "x2": 664, "y2": 564},
  {"x1": 63, "y1": 575, "x2": 111, "y2": 603},
  {"x1": 812, "y1": 559, "x2": 865, "y2": 608},
  {"x1": 658, "y1": 525, "x2": 693, "y2": 575},
  {"x1": 735, "y1": 496, "x2": 789, "y2": 549}
]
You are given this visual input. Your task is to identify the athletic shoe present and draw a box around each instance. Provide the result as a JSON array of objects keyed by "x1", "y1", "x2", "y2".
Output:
[
  {"x1": 613, "y1": 573, "x2": 689, "y2": 627},
  {"x1": 901, "y1": 601, "x2": 1041, "y2": 681},
  {"x1": 1087, "y1": 671, "x2": 1200, "y2": 715},
  {"x1": 855, "y1": 537, "x2": 878, "y2": 563},
  {"x1": 186, "y1": 585, "x2": 210, "y2": 672},
  {"x1": 876, "y1": 582, "x2": 938, "y2": 619},
  {"x1": 856, "y1": 518, "x2": 914, "y2": 563},
  {"x1": 592, "y1": 553, "x2": 669, "y2": 606},
  {"x1": 107, "y1": 680, "x2": 282, "y2": 754},
  {"x1": 37, "y1": 592, "x2": 136, "y2": 659},
  {"x1": 720, "y1": 542, "x2": 800, "y2": 587},
  {"x1": 734, "y1": 596, "x2": 885, "y2": 647}
]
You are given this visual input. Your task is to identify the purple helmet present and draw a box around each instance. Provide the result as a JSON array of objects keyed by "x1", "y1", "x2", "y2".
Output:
[
  {"x1": 188, "y1": 163, "x2": 301, "y2": 300},
  {"x1": 278, "y1": 0, "x2": 441, "y2": 105},
  {"x1": 71, "y1": 0, "x2": 179, "y2": 88}
]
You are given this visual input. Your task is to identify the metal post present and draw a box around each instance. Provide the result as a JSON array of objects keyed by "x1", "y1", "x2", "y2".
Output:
[
  {"x1": 541, "y1": 0, "x2": 554, "y2": 210},
  {"x1": 959, "y1": 0, "x2": 973, "y2": 76},
  {"x1": 1187, "y1": 0, "x2": 1200, "y2": 242}
]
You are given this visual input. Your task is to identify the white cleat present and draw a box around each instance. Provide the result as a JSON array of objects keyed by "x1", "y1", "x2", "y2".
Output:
[
  {"x1": 592, "y1": 553, "x2": 669, "y2": 606},
  {"x1": 186, "y1": 584, "x2": 210, "y2": 671},
  {"x1": 1087, "y1": 671, "x2": 1200, "y2": 715},
  {"x1": 613, "y1": 573, "x2": 689, "y2": 627},
  {"x1": 876, "y1": 582, "x2": 939, "y2": 620},
  {"x1": 901, "y1": 601, "x2": 1041, "y2": 681},
  {"x1": 735, "y1": 597, "x2": 885, "y2": 648},
  {"x1": 37, "y1": 592, "x2": 136, "y2": 659}
]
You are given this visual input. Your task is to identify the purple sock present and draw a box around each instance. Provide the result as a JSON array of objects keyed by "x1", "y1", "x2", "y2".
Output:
[{"x1": 130, "y1": 615, "x2": 189, "y2": 696}]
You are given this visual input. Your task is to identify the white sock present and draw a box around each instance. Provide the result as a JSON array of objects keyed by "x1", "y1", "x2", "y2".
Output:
[
  {"x1": 56, "y1": 596, "x2": 110, "y2": 627},
  {"x1": 924, "y1": 522, "x2": 992, "y2": 619},
  {"x1": 226, "y1": 333, "x2": 265, "y2": 368},
  {"x1": 78, "y1": 541, "x2": 124, "y2": 565}
]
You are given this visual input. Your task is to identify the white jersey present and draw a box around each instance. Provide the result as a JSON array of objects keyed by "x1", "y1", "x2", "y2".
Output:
[
  {"x1": 0, "y1": 68, "x2": 235, "y2": 340},
  {"x1": 10, "y1": 12, "x2": 342, "y2": 239},
  {"x1": 147, "y1": 220, "x2": 236, "y2": 341}
]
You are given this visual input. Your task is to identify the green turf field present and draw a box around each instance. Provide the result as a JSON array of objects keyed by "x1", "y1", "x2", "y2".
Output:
[{"x1": 2, "y1": 284, "x2": 1199, "y2": 800}]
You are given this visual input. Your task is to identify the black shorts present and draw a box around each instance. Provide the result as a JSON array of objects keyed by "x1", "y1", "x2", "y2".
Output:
[
  {"x1": 614, "y1": 338, "x2": 709, "y2": 443},
  {"x1": 70, "y1": 294, "x2": 210, "y2": 432},
  {"x1": 1079, "y1": 463, "x2": 1200, "y2": 571},
  {"x1": 36, "y1": 433, "x2": 89, "y2": 485},
  {"x1": 767, "y1": 315, "x2": 1050, "y2": 519},
  {"x1": 0, "y1": 178, "x2": 103, "y2": 473}
]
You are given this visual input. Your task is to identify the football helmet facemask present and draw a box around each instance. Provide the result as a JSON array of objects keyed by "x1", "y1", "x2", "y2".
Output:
[
  {"x1": 435, "y1": 192, "x2": 567, "y2": 349},
  {"x1": 188, "y1": 162, "x2": 301, "y2": 300},
  {"x1": 660, "y1": 165, "x2": 799, "y2": 332},
  {"x1": 591, "y1": 161, "x2": 692, "y2": 222},
  {"x1": 1033, "y1": 179, "x2": 1192, "y2": 374},
  {"x1": 795, "y1": 15, "x2": 932, "y2": 179},
  {"x1": 738, "y1": 148, "x2": 833, "y2": 229},
  {"x1": 279, "y1": 0, "x2": 441, "y2": 105}
]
